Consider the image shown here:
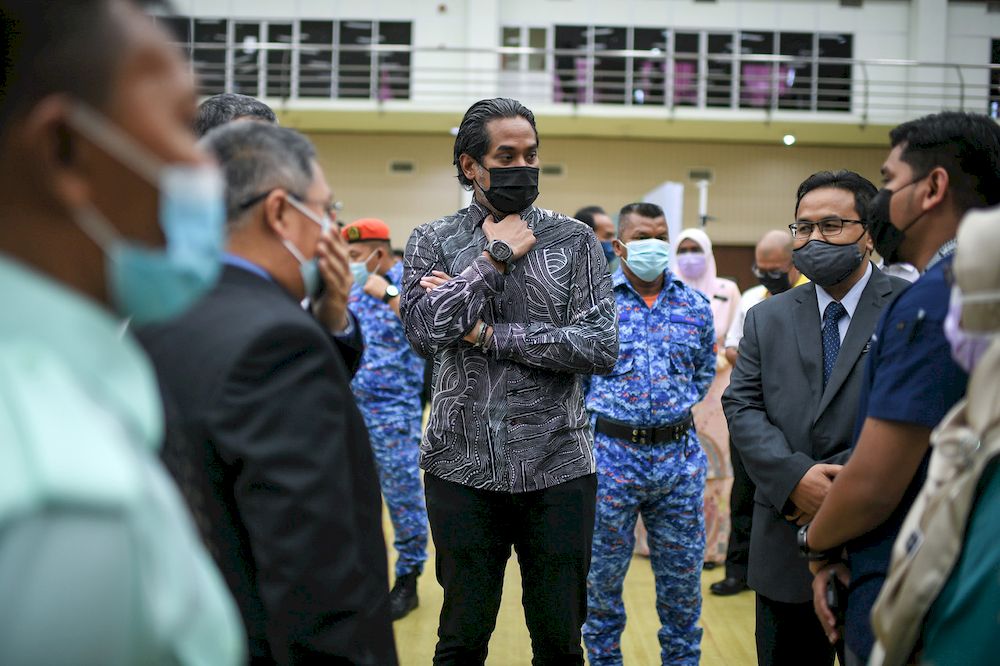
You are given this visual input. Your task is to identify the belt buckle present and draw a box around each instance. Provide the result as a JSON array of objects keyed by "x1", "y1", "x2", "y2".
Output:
[{"x1": 631, "y1": 427, "x2": 648, "y2": 445}]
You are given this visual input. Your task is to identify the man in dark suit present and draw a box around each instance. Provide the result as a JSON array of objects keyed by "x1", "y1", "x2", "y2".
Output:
[
  {"x1": 723, "y1": 170, "x2": 909, "y2": 666},
  {"x1": 139, "y1": 122, "x2": 396, "y2": 665}
]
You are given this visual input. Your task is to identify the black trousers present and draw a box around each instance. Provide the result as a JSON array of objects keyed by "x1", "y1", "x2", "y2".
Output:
[
  {"x1": 424, "y1": 473, "x2": 597, "y2": 666},
  {"x1": 755, "y1": 594, "x2": 844, "y2": 666},
  {"x1": 724, "y1": 445, "x2": 755, "y2": 581}
]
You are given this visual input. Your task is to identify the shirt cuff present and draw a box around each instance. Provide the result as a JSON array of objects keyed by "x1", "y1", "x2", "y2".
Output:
[
  {"x1": 462, "y1": 254, "x2": 505, "y2": 295},
  {"x1": 331, "y1": 311, "x2": 356, "y2": 338}
]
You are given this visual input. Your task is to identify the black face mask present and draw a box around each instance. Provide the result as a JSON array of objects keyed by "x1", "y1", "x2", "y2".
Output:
[
  {"x1": 867, "y1": 178, "x2": 925, "y2": 265},
  {"x1": 478, "y1": 165, "x2": 539, "y2": 215},
  {"x1": 792, "y1": 239, "x2": 865, "y2": 288},
  {"x1": 758, "y1": 272, "x2": 791, "y2": 295}
]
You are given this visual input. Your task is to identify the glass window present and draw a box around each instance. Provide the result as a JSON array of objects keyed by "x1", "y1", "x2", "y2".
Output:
[
  {"x1": 299, "y1": 21, "x2": 334, "y2": 98},
  {"x1": 673, "y1": 32, "x2": 700, "y2": 107},
  {"x1": 707, "y1": 32, "x2": 736, "y2": 108},
  {"x1": 739, "y1": 31, "x2": 775, "y2": 108},
  {"x1": 265, "y1": 23, "x2": 293, "y2": 98},
  {"x1": 232, "y1": 22, "x2": 261, "y2": 97},
  {"x1": 554, "y1": 25, "x2": 589, "y2": 104},
  {"x1": 593, "y1": 26, "x2": 627, "y2": 104},
  {"x1": 817, "y1": 33, "x2": 852, "y2": 112},
  {"x1": 376, "y1": 22, "x2": 411, "y2": 100},
  {"x1": 527, "y1": 28, "x2": 547, "y2": 72},
  {"x1": 633, "y1": 28, "x2": 667, "y2": 105},
  {"x1": 778, "y1": 32, "x2": 814, "y2": 110},
  {"x1": 338, "y1": 21, "x2": 373, "y2": 99},
  {"x1": 159, "y1": 17, "x2": 191, "y2": 48},
  {"x1": 501, "y1": 27, "x2": 520, "y2": 71},
  {"x1": 991, "y1": 39, "x2": 1000, "y2": 118},
  {"x1": 192, "y1": 19, "x2": 227, "y2": 95}
]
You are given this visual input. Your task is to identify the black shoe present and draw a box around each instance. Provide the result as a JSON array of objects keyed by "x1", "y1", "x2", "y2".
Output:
[
  {"x1": 389, "y1": 572, "x2": 419, "y2": 621},
  {"x1": 703, "y1": 561, "x2": 718, "y2": 571},
  {"x1": 709, "y1": 577, "x2": 749, "y2": 596}
]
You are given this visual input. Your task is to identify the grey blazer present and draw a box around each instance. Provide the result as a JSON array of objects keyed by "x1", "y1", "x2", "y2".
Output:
[{"x1": 722, "y1": 265, "x2": 909, "y2": 603}]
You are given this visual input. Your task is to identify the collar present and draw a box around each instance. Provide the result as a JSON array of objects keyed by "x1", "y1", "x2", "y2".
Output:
[
  {"x1": 223, "y1": 252, "x2": 272, "y2": 281},
  {"x1": 612, "y1": 266, "x2": 679, "y2": 297},
  {"x1": 468, "y1": 199, "x2": 538, "y2": 230},
  {"x1": 816, "y1": 260, "x2": 873, "y2": 323},
  {"x1": 925, "y1": 238, "x2": 958, "y2": 272},
  {"x1": 0, "y1": 254, "x2": 162, "y2": 451}
]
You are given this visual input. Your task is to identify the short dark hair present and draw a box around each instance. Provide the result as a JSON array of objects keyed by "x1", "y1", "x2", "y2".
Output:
[
  {"x1": 794, "y1": 170, "x2": 877, "y2": 221},
  {"x1": 194, "y1": 93, "x2": 277, "y2": 138},
  {"x1": 617, "y1": 202, "x2": 665, "y2": 238},
  {"x1": 0, "y1": 0, "x2": 143, "y2": 134},
  {"x1": 200, "y1": 122, "x2": 316, "y2": 225},
  {"x1": 574, "y1": 205, "x2": 606, "y2": 230},
  {"x1": 453, "y1": 97, "x2": 538, "y2": 190},
  {"x1": 890, "y1": 112, "x2": 1000, "y2": 215}
]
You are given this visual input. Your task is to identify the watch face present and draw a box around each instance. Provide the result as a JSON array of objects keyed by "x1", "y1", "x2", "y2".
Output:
[
  {"x1": 489, "y1": 240, "x2": 514, "y2": 263},
  {"x1": 385, "y1": 285, "x2": 400, "y2": 297}
]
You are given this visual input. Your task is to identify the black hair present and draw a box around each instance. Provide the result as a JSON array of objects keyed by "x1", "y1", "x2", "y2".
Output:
[
  {"x1": 794, "y1": 170, "x2": 877, "y2": 221},
  {"x1": 890, "y1": 112, "x2": 1000, "y2": 215},
  {"x1": 194, "y1": 93, "x2": 277, "y2": 138},
  {"x1": 453, "y1": 97, "x2": 538, "y2": 190},
  {"x1": 619, "y1": 202, "x2": 664, "y2": 220},
  {"x1": 0, "y1": 0, "x2": 139, "y2": 134},
  {"x1": 574, "y1": 205, "x2": 606, "y2": 230}
]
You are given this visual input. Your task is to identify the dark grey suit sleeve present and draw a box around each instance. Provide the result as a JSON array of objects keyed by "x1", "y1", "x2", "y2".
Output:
[
  {"x1": 332, "y1": 310, "x2": 364, "y2": 377},
  {"x1": 722, "y1": 306, "x2": 817, "y2": 513},
  {"x1": 209, "y1": 324, "x2": 395, "y2": 665}
]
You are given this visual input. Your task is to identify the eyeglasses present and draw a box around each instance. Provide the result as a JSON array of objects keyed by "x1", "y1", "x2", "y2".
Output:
[
  {"x1": 239, "y1": 188, "x2": 341, "y2": 221},
  {"x1": 751, "y1": 264, "x2": 790, "y2": 280},
  {"x1": 788, "y1": 218, "x2": 866, "y2": 240}
]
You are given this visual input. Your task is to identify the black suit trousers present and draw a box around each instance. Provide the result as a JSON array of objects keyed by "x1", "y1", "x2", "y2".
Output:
[
  {"x1": 725, "y1": 445, "x2": 755, "y2": 581},
  {"x1": 425, "y1": 473, "x2": 597, "y2": 666},
  {"x1": 755, "y1": 593, "x2": 844, "y2": 666}
]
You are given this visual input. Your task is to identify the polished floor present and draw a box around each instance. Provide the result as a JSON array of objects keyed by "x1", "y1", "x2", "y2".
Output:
[{"x1": 389, "y1": 526, "x2": 757, "y2": 665}]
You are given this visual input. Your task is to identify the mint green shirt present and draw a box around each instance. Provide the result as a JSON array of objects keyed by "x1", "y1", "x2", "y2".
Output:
[{"x1": 0, "y1": 256, "x2": 245, "y2": 666}]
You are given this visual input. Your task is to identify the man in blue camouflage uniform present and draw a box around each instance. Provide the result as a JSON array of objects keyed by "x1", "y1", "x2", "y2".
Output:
[
  {"x1": 583, "y1": 202, "x2": 716, "y2": 666},
  {"x1": 343, "y1": 218, "x2": 428, "y2": 621}
]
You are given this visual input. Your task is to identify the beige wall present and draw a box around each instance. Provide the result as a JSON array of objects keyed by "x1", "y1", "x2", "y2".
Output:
[{"x1": 307, "y1": 130, "x2": 889, "y2": 248}]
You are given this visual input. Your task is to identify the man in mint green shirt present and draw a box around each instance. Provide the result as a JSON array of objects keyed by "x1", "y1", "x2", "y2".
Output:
[{"x1": 0, "y1": 1, "x2": 243, "y2": 664}]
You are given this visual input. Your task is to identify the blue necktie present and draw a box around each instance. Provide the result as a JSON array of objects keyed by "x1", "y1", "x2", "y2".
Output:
[{"x1": 822, "y1": 301, "x2": 847, "y2": 388}]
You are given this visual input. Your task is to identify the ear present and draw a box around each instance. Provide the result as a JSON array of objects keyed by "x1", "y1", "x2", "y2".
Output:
[
  {"x1": 459, "y1": 154, "x2": 481, "y2": 187},
  {"x1": 863, "y1": 229, "x2": 874, "y2": 255},
  {"x1": 613, "y1": 238, "x2": 627, "y2": 259},
  {"x1": 262, "y1": 189, "x2": 290, "y2": 237},
  {"x1": 921, "y1": 166, "x2": 949, "y2": 213},
  {"x1": 20, "y1": 95, "x2": 92, "y2": 211}
]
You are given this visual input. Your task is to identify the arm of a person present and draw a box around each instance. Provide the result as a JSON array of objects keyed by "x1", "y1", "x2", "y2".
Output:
[
  {"x1": 399, "y1": 225, "x2": 502, "y2": 359},
  {"x1": 723, "y1": 298, "x2": 746, "y2": 366},
  {"x1": 692, "y1": 304, "x2": 717, "y2": 400},
  {"x1": 210, "y1": 326, "x2": 378, "y2": 664},
  {"x1": 331, "y1": 310, "x2": 364, "y2": 377},
  {"x1": 488, "y1": 234, "x2": 619, "y2": 375},
  {"x1": 806, "y1": 417, "x2": 931, "y2": 552},
  {"x1": 722, "y1": 307, "x2": 815, "y2": 512}
]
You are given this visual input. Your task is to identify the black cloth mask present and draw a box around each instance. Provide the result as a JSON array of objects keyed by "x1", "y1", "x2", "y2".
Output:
[
  {"x1": 792, "y1": 239, "x2": 865, "y2": 288},
  {"x1": 867, "y1": 178, "x2": 925, "y2": 265},
  {"x1": 479, "y1": 166, "x2": 539, "y2": 215},
  {"x1": 758, "y1": 272, "x2": 791, "y2": 295}
]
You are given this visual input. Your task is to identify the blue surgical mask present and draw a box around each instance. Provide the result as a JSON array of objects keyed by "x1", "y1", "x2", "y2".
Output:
[
  {"x1": 284, "y1": 197, "x2": 332, "y2": 300},
  {"x1": 600, "y1": 240, "x2": 616, "y2": 265},
  {"x1": 67, "y1": 103, "x2": 225, "y2": 325},
  {"x1": 623, "y1": 238, "x2": 671, "y2": 282}
]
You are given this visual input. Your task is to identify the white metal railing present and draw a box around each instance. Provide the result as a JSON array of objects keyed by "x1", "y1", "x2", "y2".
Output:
[{"x1": 182, "y1": 41, "x2": 1000, "y2": 125}]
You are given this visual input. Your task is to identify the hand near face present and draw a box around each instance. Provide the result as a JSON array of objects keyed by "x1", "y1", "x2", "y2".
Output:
[
  {"x1": 314, "y1": 228, "x2": 352, "y2": 332},
  {"x1": 482, "y1": 213, "x2": 536, "y2": 261}
]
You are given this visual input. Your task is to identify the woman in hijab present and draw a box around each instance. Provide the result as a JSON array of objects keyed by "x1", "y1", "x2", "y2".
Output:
[{"x1": 674, "y1": 227, "x2": 742, "y2": 565}]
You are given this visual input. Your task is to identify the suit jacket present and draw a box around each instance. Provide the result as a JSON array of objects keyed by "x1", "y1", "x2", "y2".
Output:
[
  {"x1": 722, "y1": 265, "x2": 908, "y2": 603},
  {"x1": 334, "y1": 311, "x2": 364, "y2": 378},
  {"x1": 138, "y1": 265, "x2": 397, "y2": 665}
]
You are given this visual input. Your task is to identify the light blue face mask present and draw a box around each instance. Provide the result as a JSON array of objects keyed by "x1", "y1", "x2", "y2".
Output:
[
  {"x1": 67, "y1": 104, "x2": 225, "y2": 325},
  {"x1": 283, "y1": 197, "x2": 333, "y2": 300},
  {"x1": 349, "y1": 249, "x2": 378, "y2": 287},
  {"x1": 623, "y1": 238, "x2": 671, "y2": 282}
]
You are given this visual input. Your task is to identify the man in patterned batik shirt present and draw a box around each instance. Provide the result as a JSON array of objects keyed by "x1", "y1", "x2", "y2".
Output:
[
  {"x1": 400, "y1": 97, "x2": 618, "y2": 665},
  {"x1": 583, "y1": 202, "x2": 716, "y2": 666},
  {"x1": 342, "y1": 217, "x2": 428, "y2": 621}
]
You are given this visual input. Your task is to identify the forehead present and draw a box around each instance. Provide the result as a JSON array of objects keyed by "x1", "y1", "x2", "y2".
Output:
[
  {"x1": 882, "y1": 144, "x2": 911, "y2": 177},
  {"x1": 678, "y1": 237, "x2": 703, "y2": 250},
  {"x1": 484, "y1": 117, "x2": 537, "y2": 150},
  {"x1": 623, "y1": 214, "x2": 667, "y2": 236},
  {"x1": 796, "y1": 186, "x2": 859, "y2": 220}
]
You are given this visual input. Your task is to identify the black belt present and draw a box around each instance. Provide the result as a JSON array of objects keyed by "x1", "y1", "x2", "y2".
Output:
[{"x1": 595, "y1": 414, "x2": 694, "y2": 444}]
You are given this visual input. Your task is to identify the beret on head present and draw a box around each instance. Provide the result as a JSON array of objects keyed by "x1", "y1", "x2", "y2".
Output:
[
  {"x1": 954, "y1": 205, "x2": 1000, "y2": 333},
  {"x1": 342, "y1": 218, "x2": 391, "y2": 243}
]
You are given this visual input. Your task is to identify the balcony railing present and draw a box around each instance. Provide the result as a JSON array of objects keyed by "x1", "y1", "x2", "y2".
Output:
[{"x1": 182, "y1": 41, "x2": 1000, "y2": 125}]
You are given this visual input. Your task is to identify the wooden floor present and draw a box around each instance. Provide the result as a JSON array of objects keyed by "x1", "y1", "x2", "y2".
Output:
[{"x1": 389, "y1": 516, "x2": 757, "y2": 665}]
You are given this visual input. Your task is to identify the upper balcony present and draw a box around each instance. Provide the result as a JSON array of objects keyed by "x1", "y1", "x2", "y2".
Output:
[{"x1": 160, "y1": 16, "x2": 999, "y2": 146}]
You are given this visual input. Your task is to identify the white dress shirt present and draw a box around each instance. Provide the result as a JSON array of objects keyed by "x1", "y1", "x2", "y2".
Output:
[{"x1": 815, "y1": 260, "x2": 874, "y2": 343}]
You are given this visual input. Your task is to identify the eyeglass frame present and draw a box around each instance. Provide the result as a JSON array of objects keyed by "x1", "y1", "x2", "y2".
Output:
[
  {"x1": 238, "y1": 188, "x2": 341, "y2": 221},
  {"x1": 788, "y1": 217, "x2": 867, "y2": 240},
  {"x1": 751, "y1": 263, "x2": 793, "y2": 280}
]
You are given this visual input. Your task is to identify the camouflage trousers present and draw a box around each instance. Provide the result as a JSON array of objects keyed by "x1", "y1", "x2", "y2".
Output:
[
  {"x1": 357, "y1": 402, "x2": 428, "y2": 578},
  {"x1": 583, "y1": 429, "x2": 707, "y2": 666}
]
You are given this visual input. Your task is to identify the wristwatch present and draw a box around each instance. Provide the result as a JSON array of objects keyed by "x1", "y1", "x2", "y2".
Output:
[
  {"x1": 485, "y1": 239, "x2": 515, "y2": 265},
  {"x1": 382, "y1": 284, "x2": 400, "y2": 303},
  {"x1": 797, "y1": 523, "x2": 840, "y2": 562}
]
